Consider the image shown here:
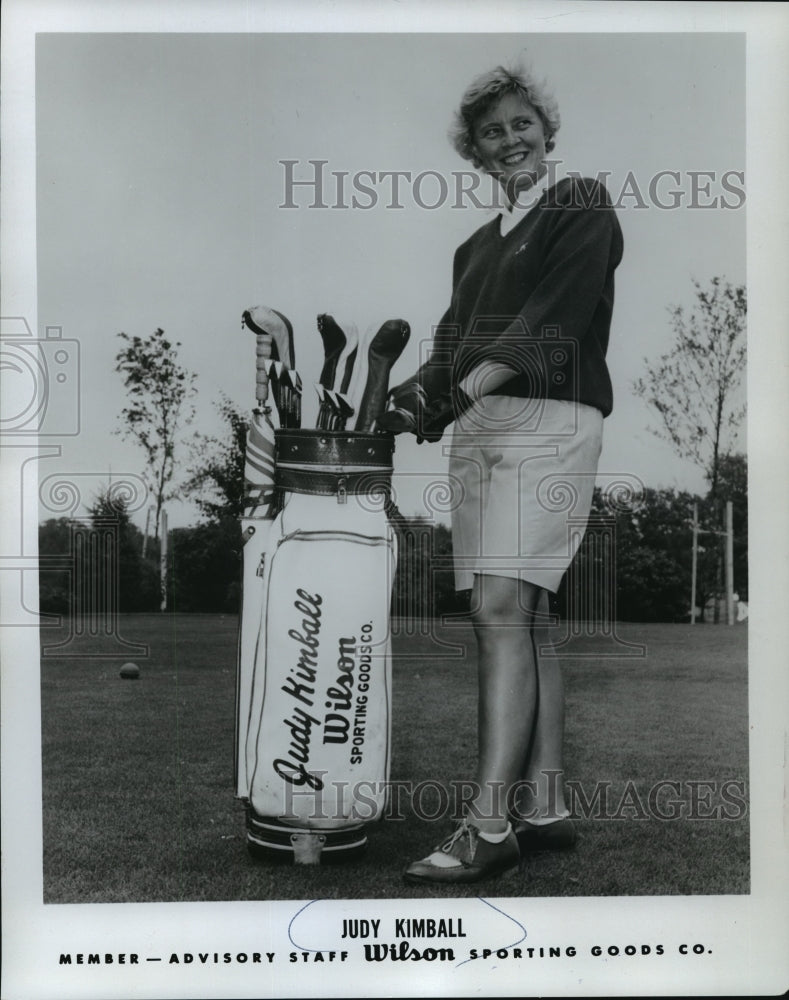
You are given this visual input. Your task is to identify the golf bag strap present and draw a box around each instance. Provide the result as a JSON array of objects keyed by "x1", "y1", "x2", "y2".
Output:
[
  {"x1": 275, "y1": 428, "x2": 394, "y2": 467},
  {"x1": 275, "y1": 466, "x2": 392, "y2": 499}
]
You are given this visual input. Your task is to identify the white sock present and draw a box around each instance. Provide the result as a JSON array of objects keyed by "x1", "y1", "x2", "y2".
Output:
[
  {"x1": 420, "y1": 822, "x2": 512, "y2": 867},
  {"x1": 519, "y1": 810, "x2": 570, "y2": 827},
  {"x1": 478, "y1": 823, "x2": 512, "y2": 843}
]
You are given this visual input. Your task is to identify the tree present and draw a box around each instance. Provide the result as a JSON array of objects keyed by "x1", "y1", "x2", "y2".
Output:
[
  {"x1": 633, "y1": 277, "x2": 746, "y2": 505},
  {"x1": 390, "y1": 517, "x2": 468, "y2": 621},
  {"x1": 183, "y1": 394, "x2": 248, "y2": 521},
  {"x1": 114, "y1": 328, "x2": 197, "y2": 540},
  {"x1": 606, "y1": 487, "x2": 699, "y2": 621},
  {"x1": 167, "y1": 519, "x2": 243, "y2": 612},
  {"x1": 88, "y1": 487, "x2": 160, "y2": 612},
  {"x1": 705, "y1": 452, "x2": 748, "y2": 601},
  {"x1": 562, "y1": 486, "x2": 701, "y2": 622},
  {"x1": 38, "y1": 518, "x2": 74, "y2": 614}
]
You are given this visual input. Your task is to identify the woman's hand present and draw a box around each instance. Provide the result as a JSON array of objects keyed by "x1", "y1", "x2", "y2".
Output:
[{"x1": 378, "y1": 382, "x2": 447, "y2": 443}]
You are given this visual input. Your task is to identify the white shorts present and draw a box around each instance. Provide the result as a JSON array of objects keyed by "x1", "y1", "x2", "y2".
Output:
[{"x1": 448, "y1": 396, "x2": 604, "y2": 594}]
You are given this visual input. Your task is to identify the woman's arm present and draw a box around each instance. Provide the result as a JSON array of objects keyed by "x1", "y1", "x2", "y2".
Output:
[{"x1": 459, "y1": 359, "x2": 519, "y2": 400}]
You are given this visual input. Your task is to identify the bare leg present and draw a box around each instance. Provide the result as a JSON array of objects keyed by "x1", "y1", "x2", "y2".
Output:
[
  {"x1": 467, "y1": 573, "x2": 542, "y2": 832},
  {"x1": 403, "y1": 574, "x2": 563, "y2": 881},
  {"x1": 514, "y1": 589, "x2": 570, "y2": 821}
]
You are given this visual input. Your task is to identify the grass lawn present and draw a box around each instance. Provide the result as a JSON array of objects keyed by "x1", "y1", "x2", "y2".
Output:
[{"x1": 40, "y1": 614, "x2": 749, "y2": 902}]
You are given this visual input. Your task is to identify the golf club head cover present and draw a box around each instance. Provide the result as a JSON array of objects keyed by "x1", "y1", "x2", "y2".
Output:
[
  {"x1": 243, "y1": 306, "x2": 295, "y2": 370},
  {"x1": 354, "y1": 319, "x2": 411, "y2": 432},
  {"x1": 317, "y1": 314, "x2": 347, "y2": 390}
]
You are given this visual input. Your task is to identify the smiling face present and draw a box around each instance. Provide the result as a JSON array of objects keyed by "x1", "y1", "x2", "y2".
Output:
[{"x1": 472, "y1": 92, "x2": 548, "y2": 200}]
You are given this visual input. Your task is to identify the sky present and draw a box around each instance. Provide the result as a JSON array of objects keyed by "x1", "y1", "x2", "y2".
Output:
[{"x1": 33, "y1": 30, "x2": 746, "y2": 528}]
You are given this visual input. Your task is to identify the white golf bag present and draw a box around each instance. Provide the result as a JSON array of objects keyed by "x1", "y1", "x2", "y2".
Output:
[{"x1": 235, "y1": 429, "x2": 397, "y2": 863}]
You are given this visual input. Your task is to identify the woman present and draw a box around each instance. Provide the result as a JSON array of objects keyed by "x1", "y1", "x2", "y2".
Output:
[{"x1": 381, "y1": 64, "x2": 623, "y2": 884}]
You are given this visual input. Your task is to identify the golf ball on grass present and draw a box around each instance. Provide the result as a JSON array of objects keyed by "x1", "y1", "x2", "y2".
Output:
[{"x1": 119, "y1": 662, "x2": 140, "y2": 680}]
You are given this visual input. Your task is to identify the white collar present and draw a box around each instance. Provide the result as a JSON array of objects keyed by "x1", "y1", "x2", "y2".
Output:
[{"x1": 497, "y1": 170, "x2": 552, "y2": 236}]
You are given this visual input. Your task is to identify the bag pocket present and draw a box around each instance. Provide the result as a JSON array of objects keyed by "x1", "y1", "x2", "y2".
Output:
[{"x1": 248, "y1": 524, "x2": 395, "y2": 828}]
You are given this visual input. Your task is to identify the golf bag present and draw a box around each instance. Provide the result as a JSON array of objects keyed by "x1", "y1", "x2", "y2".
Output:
[{"x1": 235, "y1": 428, "x2": 397, "y2": 864}]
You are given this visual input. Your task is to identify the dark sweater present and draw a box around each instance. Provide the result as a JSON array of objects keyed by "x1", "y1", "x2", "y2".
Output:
[{"x1": 408, "y1": 176, "x2": 623, "y2": 424}]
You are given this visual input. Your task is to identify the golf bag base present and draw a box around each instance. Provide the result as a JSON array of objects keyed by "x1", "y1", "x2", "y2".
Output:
[{"x1": 245, "y1": 807, "x2": 369, "y2": 865}]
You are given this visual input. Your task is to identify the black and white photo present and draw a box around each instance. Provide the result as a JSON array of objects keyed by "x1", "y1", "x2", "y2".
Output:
[{"x1": 1, "y1": 3, "x2": 788, "y2": 998}]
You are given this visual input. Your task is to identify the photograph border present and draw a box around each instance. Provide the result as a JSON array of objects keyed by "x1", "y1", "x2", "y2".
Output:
[{"x1": 2, "y1": 2, "x2": 788, "y2": 998}]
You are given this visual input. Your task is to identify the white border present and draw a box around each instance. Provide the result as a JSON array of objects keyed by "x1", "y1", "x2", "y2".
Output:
[{"x1": 2, "y1": 2, "x2": 788, "y2": 998}]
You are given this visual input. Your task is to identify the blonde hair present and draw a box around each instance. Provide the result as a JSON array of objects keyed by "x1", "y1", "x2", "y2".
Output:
[{"x1": 449, "y1": 63, "x2": 561, "y2": 167}]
